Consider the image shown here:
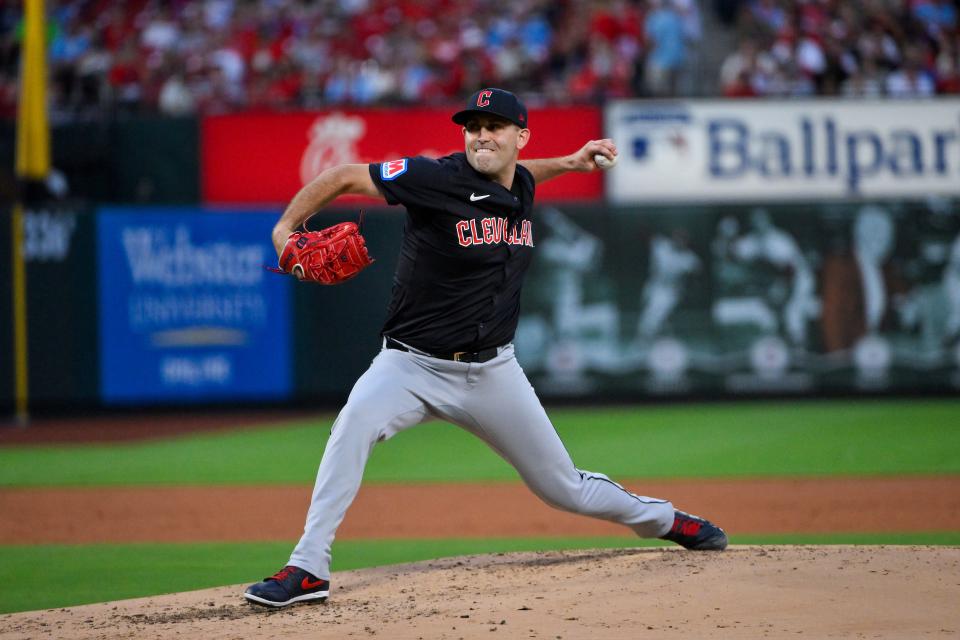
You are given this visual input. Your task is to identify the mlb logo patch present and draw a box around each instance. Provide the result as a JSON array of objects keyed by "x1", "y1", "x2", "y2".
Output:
[{"x1": 381, "y1": 159, "x2": 408, "y2": 180}]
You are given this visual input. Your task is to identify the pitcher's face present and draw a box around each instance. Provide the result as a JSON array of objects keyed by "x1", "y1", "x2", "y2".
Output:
[{"x1": 463, "y1": 115, "x2": 529, "y2": 178}]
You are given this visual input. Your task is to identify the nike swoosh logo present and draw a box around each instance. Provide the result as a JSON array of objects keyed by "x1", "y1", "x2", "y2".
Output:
[
  {"x1": 470, "y1": 193, "x2": 491, "y2": 201},
  {"x1": 301, "y1": 577, "x2": 327, "y2": 590}
]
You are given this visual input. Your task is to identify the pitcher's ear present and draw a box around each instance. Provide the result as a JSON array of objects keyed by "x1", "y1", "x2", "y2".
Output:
[{"x1": 516, "y1": 127, "x2": 531, "y2": 150}]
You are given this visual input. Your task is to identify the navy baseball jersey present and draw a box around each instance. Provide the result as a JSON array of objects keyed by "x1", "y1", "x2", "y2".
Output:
[{"x1": 369, "y1": 153, "x2": 536, "y2": 353}]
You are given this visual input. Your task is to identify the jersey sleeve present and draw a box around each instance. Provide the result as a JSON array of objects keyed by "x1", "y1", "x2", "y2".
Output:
[{"x1": 369, "y1": 156, "x2": 445, "y2": 207}]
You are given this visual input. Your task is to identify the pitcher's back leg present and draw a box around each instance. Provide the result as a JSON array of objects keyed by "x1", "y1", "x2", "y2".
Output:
[{"x1": 456, "y1": 348, "x2": 675, "y2": 538}]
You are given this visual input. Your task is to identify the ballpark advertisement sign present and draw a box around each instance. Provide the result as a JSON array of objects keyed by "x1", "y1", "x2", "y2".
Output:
[
  {"x1": 201, "y1": 107, "x2": 602, "y2": 204},
  {"x1": 97, "y1": 208, "x2": 291, "y2": 404},
  {"x1": 606, "y1": 99, "x2": 960, "y2": 202}
]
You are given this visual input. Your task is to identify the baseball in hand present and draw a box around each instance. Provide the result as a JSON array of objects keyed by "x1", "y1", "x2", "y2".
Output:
[{"x1": 594, "y1": 153, "x2": 618, "y2": 169}]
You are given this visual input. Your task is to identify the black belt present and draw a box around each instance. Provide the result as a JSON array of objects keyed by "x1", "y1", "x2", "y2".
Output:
[{"x1": 384, "y1": 337, "x2": 500, "y2": 363}]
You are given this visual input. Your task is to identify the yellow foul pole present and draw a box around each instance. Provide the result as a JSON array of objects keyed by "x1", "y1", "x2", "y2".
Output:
[{"x1": 13, "y1": 0, "x2": 51, "y2": 423}]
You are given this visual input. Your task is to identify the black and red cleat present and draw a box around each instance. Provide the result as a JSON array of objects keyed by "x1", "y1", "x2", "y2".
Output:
[
  {"x1": 660, "y1": 510, "x2": 728, "y2": 551},
  {"x1": 244, "y1": 565, "x2": 330, "y2": 608}
]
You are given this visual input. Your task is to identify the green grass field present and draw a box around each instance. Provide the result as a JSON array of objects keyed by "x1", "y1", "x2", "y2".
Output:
[
  {"x1": 2, "y1": 399, "x2": 959, "y2": 486},
  {"x1": 1, "y1": 399, "x2": 958, "y2": 614}
]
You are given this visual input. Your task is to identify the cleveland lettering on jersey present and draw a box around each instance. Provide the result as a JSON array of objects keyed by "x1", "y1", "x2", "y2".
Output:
[{"x1": 455, "y1": 217, "x2": 534, "y2": 247}]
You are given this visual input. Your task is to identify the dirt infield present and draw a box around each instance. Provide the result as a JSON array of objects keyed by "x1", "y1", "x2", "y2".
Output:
[
  {"x1": 1, "y1": 475, "x2": 958, "y2": 544},
  {"x1": 1, "y1": 546, "x2": 957, "y2": 639}
]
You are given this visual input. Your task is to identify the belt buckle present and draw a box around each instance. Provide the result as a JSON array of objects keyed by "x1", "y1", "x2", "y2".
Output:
[{"x1": 453, "y1": 351, "x2": 467, "y2": 362}]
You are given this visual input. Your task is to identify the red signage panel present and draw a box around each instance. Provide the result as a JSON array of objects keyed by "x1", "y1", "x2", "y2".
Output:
[{"x1": 201, "y1": 107, "x2": 603, "y2": 204}]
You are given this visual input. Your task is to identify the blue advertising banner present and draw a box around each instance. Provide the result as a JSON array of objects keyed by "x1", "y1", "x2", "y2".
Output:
[{"x1": 98, "y1": 207, "x2": 290, "y2": 404}]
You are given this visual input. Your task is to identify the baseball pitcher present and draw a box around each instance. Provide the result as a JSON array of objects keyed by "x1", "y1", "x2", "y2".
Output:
[{"x1": 245, "y1": 88, "x2": 727, "y2": 608}]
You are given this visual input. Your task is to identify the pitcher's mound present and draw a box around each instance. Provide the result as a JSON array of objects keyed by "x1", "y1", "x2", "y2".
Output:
[{"x1": 2, "y1": 546, "x2": 958, "y2": 639}]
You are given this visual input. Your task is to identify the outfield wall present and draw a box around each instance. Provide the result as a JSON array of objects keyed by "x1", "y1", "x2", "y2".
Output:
[
  {"x1": 1, "y1": 201, "x2": 958, "y2": 413},
  {"x1": 519, "y1": 201, "x2": 960, "y2": 397},
  {"x1": 2, "y1": 100, "x2": 960, "y2": 413}
]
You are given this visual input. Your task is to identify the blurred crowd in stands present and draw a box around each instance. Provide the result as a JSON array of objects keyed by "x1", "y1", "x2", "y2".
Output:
[
  {"x1": 720, "y1": 0, "x2": 960, "y2": 97},
  {"x1": 0, "y1": 0, "x2": 958, "y2": 119},
  {"x1": 2, "y1": 0, "x2": 702, "y2": 118}
]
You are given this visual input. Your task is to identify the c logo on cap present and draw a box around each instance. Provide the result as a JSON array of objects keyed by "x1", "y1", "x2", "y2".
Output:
[{"x1": 476, "y1": 90, "x2": 493, "y2": 107}]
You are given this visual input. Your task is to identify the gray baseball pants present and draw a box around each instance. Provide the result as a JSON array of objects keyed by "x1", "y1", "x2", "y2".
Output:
[{"x1": 288, "y1": 343, "x2": 675, "y2": 579}]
